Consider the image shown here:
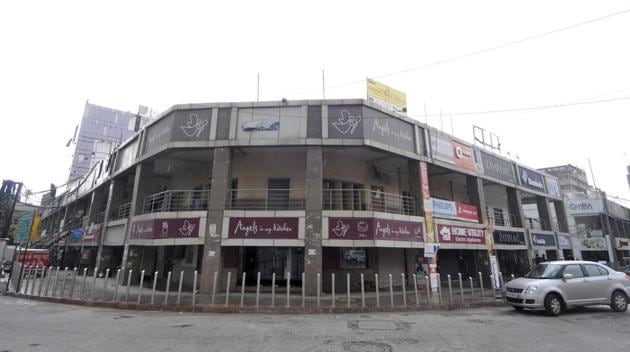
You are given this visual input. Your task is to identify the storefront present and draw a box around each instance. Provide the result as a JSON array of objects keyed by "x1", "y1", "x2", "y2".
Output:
[
  {"x1": 530, "y1": 232, "x2": 559, "y2": 261},
  {"x1": 435, "y1": 221, "x2": 488, "y2": 278},
  {"x1": 576, "y1": 236, "x2": 609, "y2": 263},
  {"x1": 615, "y1": 237, "x2": 630, "y2": 266},
  {"x1": 558, "y1": 234, "x2": 574, "y2": 260},
  {"x1": 493, "y1": 230, "x2": 530, "y2": 276}
]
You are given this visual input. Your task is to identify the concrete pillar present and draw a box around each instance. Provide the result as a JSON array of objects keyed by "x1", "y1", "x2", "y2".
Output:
[
  {"x1": 466, "y1": 176, "x2": 488, "y2": 224},
  {"x1": 506, "y1": 187, "x2": 524, "y2": 228},
  {"x1": 95, "y1": 179, "x2": 116, "y2": 269},
  {"x1": 304, "y1": 146, "x2": 323, "y2": 295},
  {"x1": 200, "y1": 147, "x2": 232, "y2": 294},
  {"x1": 553, "y1": 200, "x2": 569, "y2": 233},
  {"x1": 535, "y1": 196, "x2": 553, "y2": 231},
  {"x1": 407, "y1": 161, "x2": 423, "y2": 215},
  {"x1": 120, "y1": 163, "x2": 154, "y2": 274}
]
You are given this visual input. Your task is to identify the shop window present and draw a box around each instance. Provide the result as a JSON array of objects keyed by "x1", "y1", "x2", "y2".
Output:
[
  {"x1": 323, "y1": 179, "x2": 336, "y2": 210},
  {"x1": 340, "y1": 248, "x2": 367, "y2": 269},
  {"x1": 184, "y1": 246, "x2": 195, "y2": 264},
  {"x1": 230, "y1": 178, "x2": 238, "y2": 207},
  {"x1": 341, "y1": 182, "x2": 365, "y2": 211}
]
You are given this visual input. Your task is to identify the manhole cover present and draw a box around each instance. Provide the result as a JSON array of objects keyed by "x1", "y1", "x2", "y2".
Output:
[{"x1": 343, "y1": 342, "x2": 392, "y2": 352}]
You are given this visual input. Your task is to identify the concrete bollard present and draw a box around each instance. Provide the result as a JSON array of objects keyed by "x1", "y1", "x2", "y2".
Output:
[
  {"x1": 27, "y1": 266, "x2": 36, "y2": 296},
  {"x1": 102, "y1": 269, "x2": 110, "y2": 301},
  {"x1": 360, "y1": 273, "x2": 365, "y2": 308},
  {"x1": 301, "y1": 272, "x2": 306, "y2": 308},
  {"x1": 151, "y1": 271, "x2": 158, "y2": 305},
  {"x1": 125, "y1": 269, "x2": 133, "y2": 303},
  {"x1": 80, "y1": 268, "x2": 88, "y2": 299},
  {"x1": 44, "y1": 267, "x2": 52, "y2": 297},
  {"x1": 224, "y1": 271, "x2": 231, "y2": 307},
  {"x1": 316, "y1": 273, "x2": 321, "y2": 307},
  {"x1": 425, "y1": 275, "x2": 431, "y2": 305},
  {"x1": 331, "y1": 273, "x2": 335, "y2": 308},
  {"x1": 490, "y1": 274, "x2": 495, "y2": 301},
  {"x1": 412, "y1": 274, "x2": 419, "y2": 306},
  {"x1": 18, "y1": 266, "x2": 27, "y2": 295},
  {"x1": 346, "y1": 273, "x2": 351, "y2": 308},
  {"x1": 113, "y1": 269, "x2": 121, "y2": 302},
  {"x1": 375, "y1": 273, "x2": 380, "y2": 307},
  {"x1": 211, "y1": 271, "x2": 217, "y2": 305},
  {"x1": 69, "y1": 267, "x2": 78, "y2": 299},
  {"x1": 164, "y1": 271, "x2": 172, "y2": 305},
  {"x1": 469, "y1": 276, "x2": 474, "y2": 297},
  {"x1": 401, "y1": 273, "x2": 407, "y2": 307},
  {"x1": 60, "y1": 267, "x2": 69, "y2": 298},
  {"x1": 176, "y1": 270, "x2": 184, "y2": 305},
  {"x1": 90, "y1": 267, "x2": 98, "y2": 301},
  {"x1": 286, "y1": 272, "x2": 291, "y2": 308},
  {"x1": 388, "y1": 274, "x2": 394, "y2": 307},
  {"x1": 29, "y1": 266, "x2": 38, "y2": 296},
  {"x1": 479, "y1": 272, "x2": 485, "y2": 300},
  {"x1": 458, "y1": 273, "x2": 464, "y2": 305},
  {"x1": 52, "y1": 266, "x2": 60, "y2": 297},
  {"x1": 255, "y1": 272, "x2": 261, "y2": 308},
  {"x1": 137, "y1": 270, "x2": 145, "y2": 304},
  {"x1": 192, "y1": 270, "x2": 198, "y2": 312},
  {"x1": 24, "y1": 266, "x2": 31, "y2": 296},
  {"x1": 240, "y1": 272, "x2": 246, "y2": 307},
  {"x1": 271, "y1": 272, "x2": 276, "y2": 307},
  {"x1": 447, "y1": 274, "x2": 453, "y2": 305}
]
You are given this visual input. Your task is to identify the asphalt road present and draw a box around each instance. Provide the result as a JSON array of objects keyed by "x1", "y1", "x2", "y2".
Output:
[{"x1": 0, "y1": 295, "x2": 628, "y2": 352}]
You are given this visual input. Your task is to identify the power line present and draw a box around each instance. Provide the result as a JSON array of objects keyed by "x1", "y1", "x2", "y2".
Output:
[{"x1": 291, "y1": 7, "x2": 630, "y2": 96}]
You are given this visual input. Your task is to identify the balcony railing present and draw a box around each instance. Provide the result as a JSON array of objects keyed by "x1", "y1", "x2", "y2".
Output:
[
  {"x1": 93, "y1": 211, "x2": 106, "y2": 224},
  {"x1": 226, "y1": 189, "x2": 305, "y2": 210},
  {"x1": 486, "y1": 211, "x2": 522, "y2": 228},
  {"x1": 525, "y1": 217, "x2": 549, "y2": 231},
  {"x1": 110, "y1": 202, "x2": 131, "y2": 221},
  {"x1": 142, "y1": 190, "x2": 210, "y2": 214},
  {"x1": 323, "y1": 189, "x2": 416, "y2": 215}
]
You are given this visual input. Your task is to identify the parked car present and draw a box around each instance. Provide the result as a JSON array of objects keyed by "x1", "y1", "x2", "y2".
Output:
[{"x1": 504, "y1": 260, "x2": 630, "y2": 316}]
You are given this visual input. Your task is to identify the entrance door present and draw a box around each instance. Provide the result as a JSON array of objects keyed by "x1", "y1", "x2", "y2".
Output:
[{"x1": 244, "y1": 247, "x2": 258, "y2": 285}]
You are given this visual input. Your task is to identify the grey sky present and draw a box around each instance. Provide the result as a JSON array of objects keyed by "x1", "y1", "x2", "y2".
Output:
[{"x1": 1, "y1": 1, "x2": 628, "y2": 204}]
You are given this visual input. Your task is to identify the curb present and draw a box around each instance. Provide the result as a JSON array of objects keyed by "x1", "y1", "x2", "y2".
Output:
[{"x1": 9, "y1": 293, "x2": 505, "y2": 314}]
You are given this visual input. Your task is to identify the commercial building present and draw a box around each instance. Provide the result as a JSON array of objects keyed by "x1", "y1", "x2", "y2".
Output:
[
  {"x1": 68, "y1": 102, "x2": 152, "y2": 180},
  {"x1": 539, "y1": 164, "x2": 590, "y2": 194},
  {"x1": 39, "y1": 99, "x2": 571, "y2": 294}
]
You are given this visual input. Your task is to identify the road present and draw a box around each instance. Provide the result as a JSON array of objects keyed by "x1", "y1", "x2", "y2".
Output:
[{"x1": 0, "y1": 295, "x2": 628, "y2": 352}]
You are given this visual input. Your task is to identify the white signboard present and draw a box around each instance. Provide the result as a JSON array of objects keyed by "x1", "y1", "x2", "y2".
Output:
[
  {"x1": 564, "y1": 193, "x2": 604, "y2": 215},
  {"x1": 545, "y1": 175, "x2": 561, "y2": 198}
]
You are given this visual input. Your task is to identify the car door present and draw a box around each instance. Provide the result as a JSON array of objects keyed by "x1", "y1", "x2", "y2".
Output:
[
  {"x1": 560, "y1": 264, "x2": 588, "y2": 305},
  {"x1": 582, "y1": 264, "x2": 609, "y2": 303}
]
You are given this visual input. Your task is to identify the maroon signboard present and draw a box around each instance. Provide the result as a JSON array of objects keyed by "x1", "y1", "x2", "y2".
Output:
[
  {"x1": 437, "y1": 224, "x2": 485, "y2": 245},
  {"x1": 228, "y1": 217, "x2": 299, "y2": 239},
  {"x1": 130, "y1": 218, "x2": 200, "y2": 240},
  {"x1": 83, "y1": 224, "x2": 101, "y2": 242},
  {"x1": 329, "y1": 218, "x2": 423, "y2": 241}
]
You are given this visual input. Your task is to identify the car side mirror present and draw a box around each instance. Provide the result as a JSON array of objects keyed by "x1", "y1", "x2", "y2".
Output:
[{"x1": 563, "y1": 273, "x2": 574, "y2": 280}]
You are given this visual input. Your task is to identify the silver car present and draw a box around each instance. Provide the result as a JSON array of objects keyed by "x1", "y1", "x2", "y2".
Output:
[{"x1": 504, "y1": 260, "x2": 630, "y2": 316}]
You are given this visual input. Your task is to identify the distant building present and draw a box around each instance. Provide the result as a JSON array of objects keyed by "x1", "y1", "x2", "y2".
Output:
[
  {"x1": 68, "y1": 102, "x2": 152, "y2": 180},
  {"x1": 539, "y1": 164, "x2": 590, "y2": 194}
]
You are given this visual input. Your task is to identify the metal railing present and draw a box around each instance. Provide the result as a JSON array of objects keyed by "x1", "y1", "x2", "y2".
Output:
[
  {"x1": 525, "y1": 217, "x2": 549, "y2": 231},
  {"x1": 13, "y1": 265, "x2": 505, "y2": 311},
  {"x1": 142, "y1": 190, "x2": 210, "y2": 214},
  {"x1": 93, "y1": 211, "x2": 105, "y2": 225},
  {"x1": 226, "y1": 189, "x2": 305, "y2": 210},
  {"x1": 110, "y1": 202, "x2": 131, "y2": 221},
  {"x1": 323, "y1": 189, "x2": 416, "y2": 215},
  {"x1": 486, "y1": 211, "x2": 522, "y2": 228}
]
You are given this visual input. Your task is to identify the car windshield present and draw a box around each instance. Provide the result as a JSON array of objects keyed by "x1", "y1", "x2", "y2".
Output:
[{"x1": 525, "y1": 263, "x2": 564, "y2": 279}]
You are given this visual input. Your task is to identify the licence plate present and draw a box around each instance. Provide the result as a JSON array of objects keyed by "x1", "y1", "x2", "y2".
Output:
[{"x1": 506, "y1": 292, "x2": 520, "y2": 299}]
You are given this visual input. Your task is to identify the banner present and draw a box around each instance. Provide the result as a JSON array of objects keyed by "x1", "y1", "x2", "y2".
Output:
[
  {"x1": 437, "y1": 224, "x2": 484, "y2": 244},
  {"x1": 328, "y1": 218, "x2": 423, "y2": 241},
  {"x1": 531, "y1": 233, "x2": 557, "y2": 247},
  {"x1": 367, "y1": 78, "x2": 407, "y2": 112},
  {"x1": 564, "y1": 193, "x2": 604, "y2": 215},
  {"x1": 131, "y1": 218, "x2": 200, "y2": 240},
  {"x1": 430, "y1": 198, "x2": 479, "y2": 222},
  {"x1": 545, "y1": 175, "x2": 561, "y2": 198},
  {"x1": 229, "y1": 217, "x2": 298, "y2": 239},
  {"x1": 517, "y1": 165, "x2": 545, "y2": 192}
]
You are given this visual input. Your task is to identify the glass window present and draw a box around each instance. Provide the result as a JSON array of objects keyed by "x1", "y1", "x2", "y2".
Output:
[
  {"x1": 525, "y1": 263, "x2": 563, "y2": 279},
  {"x1": 597, "y1": 265, "x2": 609, "y2": 276},
  {"x1": 563, "y1": 264, "x2": 585, "y2": 278},
  {"x1": 583, "y1": 264, "x2": 603, "y2": 277}
]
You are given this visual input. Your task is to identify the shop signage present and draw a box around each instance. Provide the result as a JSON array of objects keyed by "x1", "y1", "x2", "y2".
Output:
[
  {"x1": 531, "y1": 233, "x2": 556, "y2": 247},
  {"x1": 83, "y1": 224, "x2": 101, "y2": 242},
  {"x1": 578, "y1": 237, "x2": 607, "y2": 251},
  {"x1": 228, "y1": 217, "x2": 298, "y2": 239},
  {"x1": 131, "y1": 218, "x2": 200, "y2": 240},
  {"x1": 478, "y1": 150, "x2": 516, "y2": 183},
  {"x1": 328, "y1": 105, "x2": 364, "y2": 139},
  {"x1": 328, "y1": 218, "x2": 423, "y2": 241},
  {"x1": 493, "y1": 230, "x2": 526, "y2": 245},
  {"x1": 17, "y1": 251, "x2": 49, "y2": 267},
  {"x1": 564, "y1": 193, "x2": 604, "y2": 215},
  {"x1": 437, "y1": 224, "x2": 484, "y2": 244},
  {"x1": 143, "y1": 114, "x2": 174, "y2": 155},
  {"x1": 517, "y1": 165, "x2": 545, "y2": 192},
  {"x1": 430, "y1": 198, "x2": 479, "y2": 222},
  {"x1": 367, "y1": 78, "x2": 407, "y2": 113},
  {"x1": 453, "y1": 141, "x2": 475, "y2": 171},
  {"x1": 430, "y1": 132, "x2": 455, "y2": 164},
  {"x1": 558, "y1": 235, "x2": 571, "y2": 247},
  {"x1": 615, "y1": 237, "x2": 630, "y2": 250},
  {"x1": 545, "y1": 175, "x2": 561, "y2": 198}
]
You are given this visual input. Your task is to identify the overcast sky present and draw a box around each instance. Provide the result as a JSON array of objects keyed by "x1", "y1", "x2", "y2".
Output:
[{"x1": 1, "y1": 1, "x2": 629, "y2": 205}]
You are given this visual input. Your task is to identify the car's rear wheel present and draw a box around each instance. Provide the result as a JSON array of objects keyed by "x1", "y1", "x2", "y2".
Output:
[
  {"x1": 610, "y1": 291, "x2": 628, "y2": 313},
  {"x1": 544, "y1": 293, "x2": 563, "y2": 316}
]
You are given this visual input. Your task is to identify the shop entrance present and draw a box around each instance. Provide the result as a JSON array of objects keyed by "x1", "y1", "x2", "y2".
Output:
[
  {"x1": 496, "y1": 250, "x2": 530, "y2": 277},
  {"x1": 242, "y1": 247, "x2": 304, "y2": 285}
]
